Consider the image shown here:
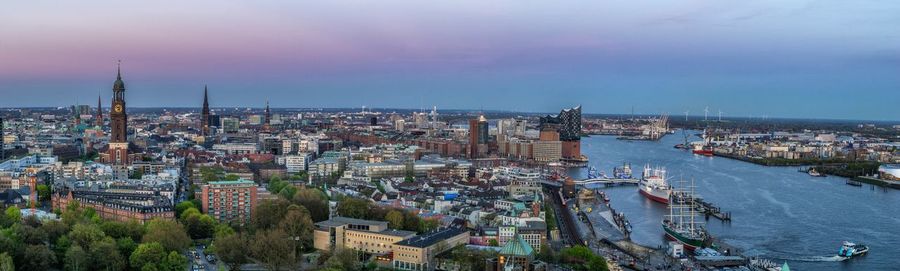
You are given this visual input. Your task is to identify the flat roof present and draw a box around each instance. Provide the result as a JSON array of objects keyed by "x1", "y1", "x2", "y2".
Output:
[
  {"x1": 315, "y1": 216, "x2": 388, "y2": 227},
  {"x1": 208, "y1": 179, "x2": 256, "y2": 185},
  {"x1": 395, "y1": 227, "x2": 468, "y2": 248}
]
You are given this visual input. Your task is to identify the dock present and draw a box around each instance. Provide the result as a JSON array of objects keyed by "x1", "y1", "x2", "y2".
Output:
[{"x1": 673, "y1": 193, "x2": 732, "y2": 222}]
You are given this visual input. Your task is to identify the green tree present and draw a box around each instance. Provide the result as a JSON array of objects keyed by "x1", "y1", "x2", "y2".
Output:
[
  {"x1": 323, "y1": 248, "x2": 360, "y2": 271},
  {"x1": 130, "y1": 242, "x2": 167, "y2": 270},
  {"x1": 251, "y1": 198, "x2": 290, "y2": 230},
  {"x1": 292, "y1": 188, "x2": 330, "y2": 222},
  {"x1": 278, "y1": 205, "x2": 315, "y2": 254},
  {"x1": 402, "y1": 212, "x2": 422, "y2": 232},
  {"x1": 116, "y1": 237, "x2": 138, "y2": 260},
  {"x1": 89, "y1": 237, "x2": 126, "y2": 271},
  {"x1": 419, "y1": 218, "x2": 440, "y2": 233},
  {"x1": 17, "y1": 224, "x2": 48, "y2": 245},
  {"x1": 278, "y1": 185, "x2": 298, "y2": 201},
  {"x1": 174, "y1": 201, "x2": 196, "y2": 219},
  {"x1": 22, "y1": 244, "x2": 56, "y2": 271},
  {"x1": 213, "y1": 224, "x2": 235, "y2": 240},
  {"x1": 159, "y1": 251, "x2": 188, "y2": 271},
  {"x1": 250, "y1": 229, "x2": 296, "y2": 271},
  {"x1": 41, "y1": 220, "x2": 70, "y2": 244},
  {"x1": 36, "y1": 184, "x2": 51, "y2": 202},
  {"x1": 0, "y1": 253, "x2": 13, "y2": 271},
  {"x1": 68, "y1": 223, "x2": 106, "y2": 248},
  {"x1": 336, "y1": 197, "x2": 370, "y2": 219},
  {"x1": 4, "y1": 207, "x2": 20, "y2": 223},
  {"x1": 182, "y1": 210, "x2": 216, "y2": 240},
  {"x1": 385, "y1": 210, "x2": 404, "y2": 230},
  {"x1": 213, "y1": 233, "x2": 249, "y2": 271},
  {"x1": 488, "y1": 239, "x2": 499, "y2": 247},
  {"x1": 101, "y1": 220, "x2": 144, "y2": 241},
  {"x1": 64, "y1": 245, "x2": 89, "y2": 271},
  {"x1": 143, "y1": 219, "x2": 190, "y2": 252}
]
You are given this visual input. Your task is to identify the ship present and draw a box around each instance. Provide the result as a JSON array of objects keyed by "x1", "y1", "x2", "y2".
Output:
[
  {"x1": 691, "y1": 129, "x2": 715, "y2": 156},
  {"x1": 838, "y1": 241, "x2": 869, "y2": 258},
  {"x1": 662, "y1": 178, "x2": 711, "y2": 251},
  {"x1": 639, "y1": 165, "x2": 671, "y2": 204},
  {"x1": 613, "y1": 163, "x2": 633, "y2": 179},
  {"x1": 692, "y1": 146, "x2": 714, "y2": 156},
  {"x1": 807, "y1": 168, "x2": 826, "y2": 177}
]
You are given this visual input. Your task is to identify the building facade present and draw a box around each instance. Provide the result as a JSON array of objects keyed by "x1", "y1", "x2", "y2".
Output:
[
  {"x1": 201, "y1": 180, "x2": 258, "y2": 225},
  {"x1": 51, "y1": 189, "x2": 174, "y2": 224}
]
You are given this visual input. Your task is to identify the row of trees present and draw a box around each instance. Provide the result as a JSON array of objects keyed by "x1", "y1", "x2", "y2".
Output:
[
  {"x1": 0, "y1": 204, "x2": 191, "y2": 271},
  {"x1": 335, "y1": 197, "x2": 439, "y2": 233}
]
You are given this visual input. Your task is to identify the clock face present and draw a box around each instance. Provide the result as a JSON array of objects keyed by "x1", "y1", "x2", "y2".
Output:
[{"x1": 114, "y1": 104, "x2": 122, "y2": 113}]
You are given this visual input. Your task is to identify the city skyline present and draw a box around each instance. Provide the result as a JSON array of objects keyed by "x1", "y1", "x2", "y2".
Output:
[{"x1": 2, "y1": 1, "x2": 899, "y2": 121}]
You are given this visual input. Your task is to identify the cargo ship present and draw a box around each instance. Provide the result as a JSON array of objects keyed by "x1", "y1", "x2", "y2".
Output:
[
  {"x1": 692, "y1": 146, "x2": 714, "y2": 156},
  {"x1": 662, "y1": 178, "x2": 711, "y2": 251},
  {"x1": 639, "y1": 165, "x2": 671, "y2": 204}
]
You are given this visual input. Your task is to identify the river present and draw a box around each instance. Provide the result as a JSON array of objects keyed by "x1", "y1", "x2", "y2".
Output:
[{"x1": 567, "y1": 131, "x2": 900, "y2": 270}]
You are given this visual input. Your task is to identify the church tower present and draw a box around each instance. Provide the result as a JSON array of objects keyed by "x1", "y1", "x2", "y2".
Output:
[
  {"x1": 108, "y1": 61, "x2": 129, "y2": 166},
  {"x1": 201, "y1": 85, "x2": 210, "y2": 136},
  {"x1": 95, "y1": 94, "x2": 103, "y2": 127}
]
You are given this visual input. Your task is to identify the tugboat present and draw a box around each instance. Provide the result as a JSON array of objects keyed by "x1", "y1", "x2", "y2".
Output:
[
  {"x1": 639, "y1": 165, "x2": 671, "y2": 204},
  {"x1": 838, "y1": 241, "x2": 869, "y2": 258}
]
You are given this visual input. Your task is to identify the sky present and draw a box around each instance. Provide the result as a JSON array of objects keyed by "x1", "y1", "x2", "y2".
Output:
[{"x1": 1, "y1": 1, "x2": 899, "y2": 121}]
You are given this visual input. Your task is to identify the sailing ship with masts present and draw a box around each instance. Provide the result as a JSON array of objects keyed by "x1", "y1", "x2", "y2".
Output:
[{"x1": 662, "y1": 177, "x2": 712, "y2": 251}]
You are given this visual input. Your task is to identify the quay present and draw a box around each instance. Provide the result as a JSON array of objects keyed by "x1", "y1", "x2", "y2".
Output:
[
  {"x1": 574, "y1": 177, "x2": 639, "y2": 187},
  {"x1": 853, "y1": 176, "x2": 900, "y2": 189}
]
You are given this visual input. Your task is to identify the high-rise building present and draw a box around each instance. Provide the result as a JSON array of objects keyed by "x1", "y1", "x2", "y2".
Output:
[
  {"x1": 477, "y1": 115, "x2": 489, "y2": 144},
  {"x1": 107, "y1": 62, "x2": 130, "y2": 166},
  {"x1": 201, "y1": 180, "x2": 258, "y2": 225},
  {"x1": 467, "y1": 115, "x2": 490, "y2": 158},
  {"x1": 222, "y1": 117, "x2": 239, "y2": 133},
  {"x1": 541, "y1": 106, "x2": 582, "y2": 160},
  {"x1": 201, "y1": 85, "x2": 210, "y2": 136}
]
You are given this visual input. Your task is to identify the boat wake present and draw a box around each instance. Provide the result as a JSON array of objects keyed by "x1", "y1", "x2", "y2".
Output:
[{"x1": 786, "y1": 255, "x2": 849, "y2": 262}]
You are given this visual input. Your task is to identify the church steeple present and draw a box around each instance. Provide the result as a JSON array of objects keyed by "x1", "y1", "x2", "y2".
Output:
[
  {"x1": 95, "y1": 93, "x2": 103, "y2": 127},
  {"x1": 107, "y1": 60, "x2": 130, "y2": 167},
  {"x1": 201, "y1": 85, "x2": 210, "y2": 136},
  {"x1": 203, "y1": 85, "x2": 209, "y2": 109},
  {"x1": 264, "y1": 99, "x2": 271, "y2": 125}
]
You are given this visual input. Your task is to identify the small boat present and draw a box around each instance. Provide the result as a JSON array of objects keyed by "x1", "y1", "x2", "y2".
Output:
[
  {"x1": 838, "y1": 241, "x2": 869, "y2": 258},
  {"x1": 807, "y1": 168, "x2": 826, "y2": 177},
  {"x1": 846, "y1": 180, "x2": 863, "y2": 187}
]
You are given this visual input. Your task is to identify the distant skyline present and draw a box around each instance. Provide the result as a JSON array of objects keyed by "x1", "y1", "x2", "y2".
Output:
[{"x1": 2, "y1": 1, "x2": 899, "y2": 121}]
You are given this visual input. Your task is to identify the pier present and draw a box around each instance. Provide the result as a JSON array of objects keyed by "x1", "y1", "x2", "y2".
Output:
[{"x1": 673, "y1": 193, "x2": 732, "y2": 222}]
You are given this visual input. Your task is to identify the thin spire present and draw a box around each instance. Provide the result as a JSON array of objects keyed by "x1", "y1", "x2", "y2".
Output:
[
  {"x1": 203, "y1": 85, "x2": 209, "y2": 107},
  {"x1": 116, "y1": 60, "x2": 122, "y2": 80}
]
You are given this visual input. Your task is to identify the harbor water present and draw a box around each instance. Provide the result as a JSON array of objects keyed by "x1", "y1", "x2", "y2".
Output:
[{"x1": 569, "y1": 131, "x2": 900, "y2": 270}]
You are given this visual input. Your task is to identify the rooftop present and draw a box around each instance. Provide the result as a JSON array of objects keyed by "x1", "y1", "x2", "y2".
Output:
[
  {"x1": 208, "y1": 179, "x2": 256, "y2": 186},
  {"x1": 395, "y1": 227, "x2": 468, "y2": 248}
]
